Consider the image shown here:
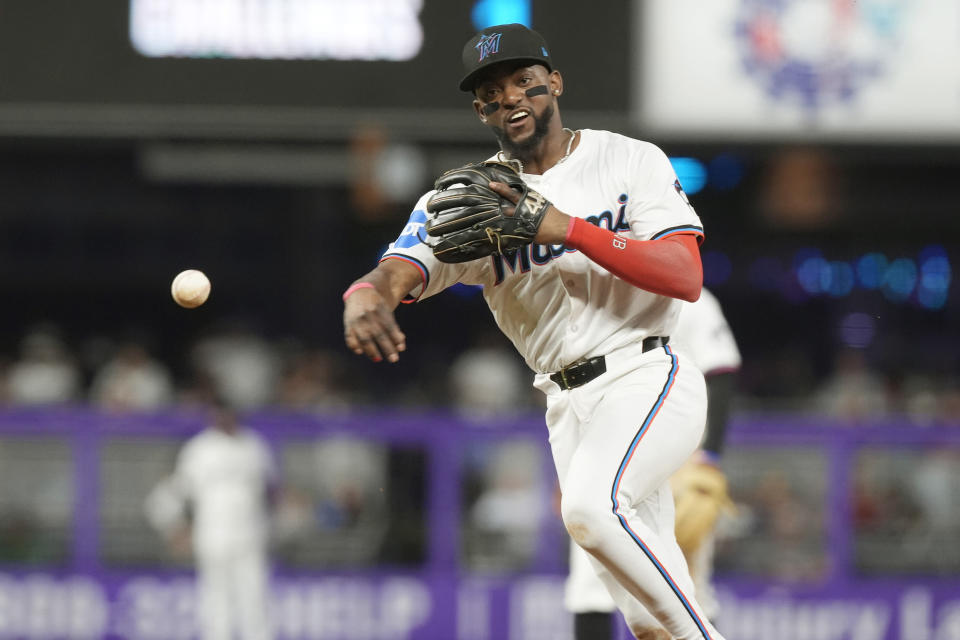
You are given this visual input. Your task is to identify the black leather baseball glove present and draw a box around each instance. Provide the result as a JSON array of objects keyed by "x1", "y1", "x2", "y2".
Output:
[{"x1": 424, "y1": 160, "x2": 551, "y2": 263}]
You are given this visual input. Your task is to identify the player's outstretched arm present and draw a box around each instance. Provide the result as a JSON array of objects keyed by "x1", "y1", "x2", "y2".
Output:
[
  {"x1": 342, "y1": 259, "x2": 420, "y2": 363},
  {"x1": 565, "y1": 222, "x2": 703, "y2": 302}
]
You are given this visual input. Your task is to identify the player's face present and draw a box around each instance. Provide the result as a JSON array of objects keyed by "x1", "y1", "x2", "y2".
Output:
[{"x1": 472, "y1": 64, "x2": 562, "y2": 150}]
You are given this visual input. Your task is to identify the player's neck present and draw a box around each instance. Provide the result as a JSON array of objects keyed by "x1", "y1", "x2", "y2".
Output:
[{"x1": 505, "y1": 125, "x2": 578, "y2": 175}]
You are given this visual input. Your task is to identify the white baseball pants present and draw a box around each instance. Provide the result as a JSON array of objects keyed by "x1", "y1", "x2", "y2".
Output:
[
  {"x1": 197, "y1": 547, "x2": 273, "y2": 640},
  {"x1": 536, "y1": 342, "x2": 725, "y2": 640}
]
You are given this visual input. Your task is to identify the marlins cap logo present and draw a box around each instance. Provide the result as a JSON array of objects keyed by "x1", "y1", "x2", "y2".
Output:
[{"x1": 475, "y1": 33, "x2": 502, "y2": 62}]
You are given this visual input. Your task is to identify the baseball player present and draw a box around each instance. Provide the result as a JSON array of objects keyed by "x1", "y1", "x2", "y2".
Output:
[
  {"x1": 145, "y1": 401, "x2": 277, "y2": 640},
  {"x1": 566, "y1": 287, "x2": 742, "y2": 638},
  {"x1": 342, "y1": 23, "x2": 726, "y2": 640}
]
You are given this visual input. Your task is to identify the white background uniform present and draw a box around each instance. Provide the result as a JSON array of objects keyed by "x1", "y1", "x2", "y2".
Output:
[
  {"x1": 174, "y1": 427, "x2": 276, "y2": 640},
  {"x1": 385, "y1": 129, "x2": 724, "y2": 639},
  {"x1": 671, "y1": 288, "x2": 742, "y2": 380},
  {"x1": 566, "y1": 288, "x2": 742, "y2": 624}
]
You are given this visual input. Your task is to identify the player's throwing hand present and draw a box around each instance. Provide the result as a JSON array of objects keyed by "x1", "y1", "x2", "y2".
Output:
[{"x1": 343, "y1": 283, "x2": 407, "y2": 363}]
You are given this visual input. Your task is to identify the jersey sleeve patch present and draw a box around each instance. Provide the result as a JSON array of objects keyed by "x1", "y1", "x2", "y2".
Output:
[{"x1": 391, "y1": 209, "x2": 428, "y2": 250}]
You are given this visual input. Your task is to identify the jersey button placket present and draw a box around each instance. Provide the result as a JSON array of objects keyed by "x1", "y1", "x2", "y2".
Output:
[
  {"x1": 558, "y1": 270, "x2": 581, "y2": 362},
  {"x1": 566, "y1": 276, "x2": 577, "y2": 335}
]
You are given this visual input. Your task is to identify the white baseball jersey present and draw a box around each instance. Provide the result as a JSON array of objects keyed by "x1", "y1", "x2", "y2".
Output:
[
  {"x1": 174, "y1": 427, "x2": 276, "y2": 557},
  {"x1": 385, "y1": 129, "x2": 726, "y2": 639},
  {"x1": 669, "y1": 288, "x2": 741, "y2": 377},
  {"x1": 382, "y1": 128, "x2": 703, "y2": 374}
]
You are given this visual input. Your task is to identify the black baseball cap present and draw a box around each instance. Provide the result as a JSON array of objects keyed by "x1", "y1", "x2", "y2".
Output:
[{"x1": 459, "y1": 23, "x2": 553, "y2": 92}]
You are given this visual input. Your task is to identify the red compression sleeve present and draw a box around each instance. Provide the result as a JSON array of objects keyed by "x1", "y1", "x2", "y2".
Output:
[{"x1": 564, "y1": 217, "x2": 703, "y2": 301}]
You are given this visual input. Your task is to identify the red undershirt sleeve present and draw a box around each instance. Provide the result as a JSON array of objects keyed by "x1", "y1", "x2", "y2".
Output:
[{"x1": 564, "y1": 217, "x2": 703, "y2": 301}]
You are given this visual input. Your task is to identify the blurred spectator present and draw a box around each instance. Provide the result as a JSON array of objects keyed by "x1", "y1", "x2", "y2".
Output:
[
  {"x1": 465, "y1": 441, "x2": 545, "y2": 570},
  {"x1": 271, "y1": 485, "x2": 315, "y2": 547},
  {"x1": 910, "y1": 450, "x2": 960, "y2": 537},
  {"x1": 814, "y1": 348, "x2": 888, "y2": 421},
  {"x1": 722, "y1": 469, "x2": 826, "y2": 581},
  {"x1": 89, "y1": 340, "x2": 174, "y2": 411},
  {"x1": 851, "y1": 450, "x2": 956, "y2": 574},
  {"x1": 348, "y1": 123, "x2": 428, "y2": 223},
  {"x1": 938, "y1": 382, "x2": 960, "y2": 425},
  {"x1": 853, "y1": 463, "x2": 922, "y2": 538},
  {"x1": 145, "y1": 401, "x2": 277, "y2": 640},
  {"x1": 311, "y1": 437, "x2": 387, "y2": 530},
  {"x1": 449, "y1": 331, "x2": 534, "y2": 418},
  {"x1": 716, "y1": 447, "x2": 829, "y2": 582},
  {"x1": 901, "y1": 373, "x2": 940, "y2": 425},
  {"x1": 5, "y1": 324, "x2": 81, "y2": 406},
  {"x1": 275, "y1": 348, "x2": 351, "y2": 412},
  {"x1": 4, "y1": 320, "x2": 960, "y2": 421},
  {"x1": 273, "y1": 436, "x2": 390, "y2": 567},
  {"x1": 888, "y1": 374, "x2": 960, "y2": 427},
  {"x1": 0, "y1": 437, "x2": 72, "y2": 565},
  {"x1": 190, "y1": 321, "x2": 281, "y2": 410}
]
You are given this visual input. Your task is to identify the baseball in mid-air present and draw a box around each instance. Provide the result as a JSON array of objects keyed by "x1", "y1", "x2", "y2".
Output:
[{"x1": 171, "y1": 269, "x2": 211, "y2": 308}]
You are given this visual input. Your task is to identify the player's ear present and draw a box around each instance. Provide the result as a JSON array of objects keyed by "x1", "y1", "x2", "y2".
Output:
[
  {"x1": 473, "y1": 98, "x2": 488, "y2": 123},
  {"x1": 548, "y1": 70, "x2": 563, "y2": 98}
]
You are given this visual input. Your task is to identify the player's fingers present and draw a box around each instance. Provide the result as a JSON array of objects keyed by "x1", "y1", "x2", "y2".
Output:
[
  {"x1": 488, "y1": 181, "x2": 520, "y2": 204},
  {"x1": 372, "y1": 330, "x2": 402, "y2": 363},
  {"x1": 344, "y1": 311, "x2": 388, "y2": 361},
  {"x1": 391, "y1": 328, "x2": 407, "y2": 353},
  {"x1": 355, "y1": 323, "x2": 397, "y2": 363},
  {"x1": 345, "y1": 328, "x2": 383, "y2": 361},
  {"x1": 370, "y1": 308, "x2": 405, "y2": 362},
  {"x1": 383, "y1": 322, "x2": 406, "y2": 355},
  {"x1": 343, "y1": 314, "x2": 370, "y2": 355},
  {"x1": 357, "y1": 332, "x2": 386, "y2": 362},
  {"x1": 344, "y1": 331, "x2": 364, "y2": 355}
]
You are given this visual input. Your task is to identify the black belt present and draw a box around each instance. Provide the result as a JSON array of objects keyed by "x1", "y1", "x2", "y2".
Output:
[{"x1": 549, "y1": 336, "x2": 669, "y2": 391}]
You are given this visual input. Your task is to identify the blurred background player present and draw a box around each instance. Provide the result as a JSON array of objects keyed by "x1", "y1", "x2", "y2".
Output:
[
  {"x1": 566, "y1": 287, "x2": 742, "y2": 638},
  {"x1": 145, "y1": 400, "x2": 278, "y2": 640}
]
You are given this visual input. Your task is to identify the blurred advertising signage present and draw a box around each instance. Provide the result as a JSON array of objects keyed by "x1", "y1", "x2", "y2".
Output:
[
  {"x1": 1, "y1": 572, "x2": 960, "y2": 640},
  {"x1": 636, "y1": 0, "x2": 960, "y2": 141},
  {"x1": 130, "y1": 0, "x2": 424, "y2": 60}
]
